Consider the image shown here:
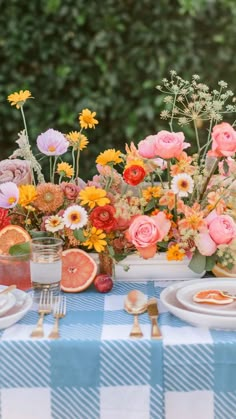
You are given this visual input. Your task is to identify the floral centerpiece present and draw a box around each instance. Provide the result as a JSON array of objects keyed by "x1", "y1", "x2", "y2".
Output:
[{"x1": 0, "y1": 71, "x2": 236, "y2": 277}]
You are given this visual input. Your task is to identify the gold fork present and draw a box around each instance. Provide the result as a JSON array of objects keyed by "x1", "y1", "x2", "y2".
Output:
[
  {"x1": 48, "y1": 295, "x2": 66, "y2": 339},
  {"x1": 30, "y1": 291, "x2": 53, "y2": 338}
]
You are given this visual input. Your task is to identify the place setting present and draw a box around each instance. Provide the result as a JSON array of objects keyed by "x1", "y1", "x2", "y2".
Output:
[
  {"x1": 0, "y1": 284, "x2": 33, "y2": 330},
  {"x1": 160, "y1": 277, "x2": 236, "y2": 330}
]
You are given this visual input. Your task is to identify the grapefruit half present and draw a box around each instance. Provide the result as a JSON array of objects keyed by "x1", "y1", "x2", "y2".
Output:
[
  {"x1": 212, "y1": 263, "x2": 236, "y2": 278},
  {"x1": 0, "y1": 225, "x2": 31, "y2": 255},
  {"x1": 61, "y1": 249, "x2": 98, "y2": 292},
  {"x1": 193, "y1": 289, "x2": 234, "y2": 305}
]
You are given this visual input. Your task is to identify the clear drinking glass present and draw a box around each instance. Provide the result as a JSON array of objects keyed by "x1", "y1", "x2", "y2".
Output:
[
  {"x1": 30, "y1": 237, "x2": 63, "y2": 294},
  {"x1": 0, "y1": 253, "x2": 31, "y2": 291}
]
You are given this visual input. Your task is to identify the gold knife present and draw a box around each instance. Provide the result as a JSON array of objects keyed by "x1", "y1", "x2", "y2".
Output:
[{"x1": 147, "y1": 298, "x2": 162, "y2": 339}]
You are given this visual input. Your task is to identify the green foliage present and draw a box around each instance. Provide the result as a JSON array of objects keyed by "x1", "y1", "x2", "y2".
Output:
[{"x1": 1, "y1": 0, "x2": 236, "y2": 179}]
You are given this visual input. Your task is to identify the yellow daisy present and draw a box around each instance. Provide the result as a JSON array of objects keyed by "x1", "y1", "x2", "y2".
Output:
[
  {"x1": 18, "y1": 185, "x2": 37, "y2": 208},
  {"x1": 125, "y1": 159, "x2": 145, "y2": 169},
  {"x1": 57, "y1": 162, "x2": 74, "y2": 178},
  {"x1": 7, "y1": 90, "x2": 33, "y2": 109},
  {"x1": 79, "y1": 108, "x2": 99, "y2": 129},
  {"x1": 96, "y1": 149, "x2": 123, "y2": 166},
  {"x1": 166, "y1": 244, "x2": 185, "y2": 261},
  {"x1": 83, "y1": 227, "x2": 107, "y2": 252},
  {"x1": 79, "y1": 186, "x2": 110, "y2": 209},
  {"x1": 66, "y1": 131, "x2": 89, "y2": 150}
]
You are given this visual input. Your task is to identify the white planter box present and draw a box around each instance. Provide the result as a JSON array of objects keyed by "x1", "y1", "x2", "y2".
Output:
[{"x1": 113, "y1": 253, "x2": 205, "y2": 282}]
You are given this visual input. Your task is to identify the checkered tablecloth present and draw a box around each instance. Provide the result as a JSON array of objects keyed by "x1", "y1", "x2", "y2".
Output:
[{"x1": 0, "y1": 280, "x2": 236, "y2": 419}]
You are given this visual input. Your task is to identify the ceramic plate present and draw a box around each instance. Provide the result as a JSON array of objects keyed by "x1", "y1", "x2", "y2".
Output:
[
  {"x1": 0, "y1": 286, "x2": 33, "y2": 330},
  {"x1": 160, "y1": 278, "x2": 236, "y2": 330},
  {"x1": 176, "y1": 279, "x2": 236, "y2": 316},
  {"x1": 0, "y1": 293, "x2": 16, "y2": 316}
]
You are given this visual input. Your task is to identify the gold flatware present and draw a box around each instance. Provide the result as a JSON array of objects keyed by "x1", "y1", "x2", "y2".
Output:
[
  {"x1": 30, "y1": 290, "x2": 52, "y2": 338},
  {"x1": 0, "y1": 285, "x2": 17, "y2": 295},
  {"x1": 124, "y1": 290, "x2": 147, "y2": 338},
  {"x1": 147, "y1": 297, "x2": 162, "y2": 339},
  {"x1": 48, "y1": 295, "x2": 66, "y2": 339}
]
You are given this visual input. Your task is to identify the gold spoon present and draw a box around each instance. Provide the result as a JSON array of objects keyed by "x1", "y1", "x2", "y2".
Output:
[
  {"x1": 0, "y1": 285, "x2": 17, "y2": 295},
  {"x1": 124, "y1": 290, "x2": 147, "y2": 338}
]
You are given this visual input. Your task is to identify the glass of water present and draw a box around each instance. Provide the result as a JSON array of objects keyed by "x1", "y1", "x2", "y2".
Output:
[{"x1": 30, "y1": 237, "x2": 63, "y2": 294}]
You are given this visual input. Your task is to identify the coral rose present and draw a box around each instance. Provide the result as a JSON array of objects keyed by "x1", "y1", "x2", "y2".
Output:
[
  {"x1": 154, "y1": 130, "x2": 190, "y2": 159},
  {"x1": 127, "y1": 212, "x2": 171, "y2": 259},
  {"x1": 208, "y1": 214, "x2": 236, "y2": 245},
  {"x1": 208, "y1": 122, "x2": 236, "y2": 157},
  {"x1": 90, "y1": 205, "x2": 117, "y2": 232}
]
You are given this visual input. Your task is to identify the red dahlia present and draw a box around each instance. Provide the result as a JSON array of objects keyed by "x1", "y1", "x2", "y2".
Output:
[
  {"x1": 90, "y1": 205, "x2": 117, "y2": 232},
  {"x1": 123, "y1": 165, "x2": 146, "y2": 186}
]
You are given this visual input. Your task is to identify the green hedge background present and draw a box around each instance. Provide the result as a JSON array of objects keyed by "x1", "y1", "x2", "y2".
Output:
[{"x1": 1, "y1": 0, "x2": 236, "y2": 178}]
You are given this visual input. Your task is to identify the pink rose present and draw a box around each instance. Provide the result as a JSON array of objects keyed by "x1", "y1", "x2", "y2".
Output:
[
  {"x1": 138, "y1": 135, "x2": 158, "y2": 158},
  {"x1": 60, "y1": 182, "x2": 80, "y2": 200},
  {"x1": 208, "y1": 214, "x2": 236, "y2": 245},
  {"x1": 0, "y1": 159, "x2": 32, "y2": 185},
  {"x1": 154, "y1": 130, "x2": 190, "y2": 159},
  {"x1": 127, "y1": 212, "x2": 171, "y2": 259},
  {"x1": 208, "y1": 122, "x2": 236, "y2": 157},
  {"x1": 195, "y1": 233, "x2": 217, "y2": 256}
]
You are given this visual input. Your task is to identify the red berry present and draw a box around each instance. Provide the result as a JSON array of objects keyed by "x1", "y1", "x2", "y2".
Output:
[{"x1": 94, "y1": 274, "x2": 113, "y2": 293}]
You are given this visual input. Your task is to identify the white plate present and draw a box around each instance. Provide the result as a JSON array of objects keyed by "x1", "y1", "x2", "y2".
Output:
[
  {"x1": 160, "y1": 278, "x2": 236, "y2": 330},
  {"x1": 0, "y1": 286, "x2": 33, "y2": 330},
  {"x1": 0, "y1": 293, "x2": 16, "y2": 316},
  {"x1": 176, "y1": 279, "x2": 236, "y2": 316}
]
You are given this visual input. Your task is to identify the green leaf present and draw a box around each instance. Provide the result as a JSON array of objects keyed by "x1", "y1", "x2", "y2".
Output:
[
  {"x1": 73, "y1": 229, "x2": 86, "y2": 242},
  {"x1": 9, "y1": 242, "x2": 30, "y2": 257},
  {"x1": 29, "y1": 230, "x2": 51, "y2": 239},
  {"x1": 188, "y1": 250, "x2": 206, "y2": 274},
  {"x1": 205, "y1": 255, "x2": 217, "y2": 271},
  {"x1": 144, "y1": 198, "x2": 156, "y2": 212},
  {"x1": 223, "y1": 159, "x2": 229, "y2": 174}
]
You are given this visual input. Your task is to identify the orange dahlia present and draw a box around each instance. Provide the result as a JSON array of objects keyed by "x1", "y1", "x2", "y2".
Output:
[{"x1": 34, "y1": 183, "x2": 64, "y2": 213}]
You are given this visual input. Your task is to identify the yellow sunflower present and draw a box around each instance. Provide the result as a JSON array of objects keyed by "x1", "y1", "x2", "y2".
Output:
[
  {"x1": 79, "y1": 186, "x2": 110, "y2": 209},
  {"x1": 66, "y1": 131, "x2": 89, "y2": 150},
  {"x1": 96, "y1": 149, "x2": 123, "y2": 166},
  {"x1": 8, "y1": 90, "x2": 33, "y2": 109},
  {"x1": 79, "y1": 109, "x2": 99, "y2": 129},
  {"x1": 83, "y1": 227, "x2": 107, "y2": 252}
]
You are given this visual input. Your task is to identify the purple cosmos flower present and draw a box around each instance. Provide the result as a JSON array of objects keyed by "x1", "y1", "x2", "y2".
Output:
[
  {"x1": 37, "y1": 129, "x2": 69, "y2": 156},
  {"x1": 0, "y1": 182, "x2": 19, "y2": 209}
]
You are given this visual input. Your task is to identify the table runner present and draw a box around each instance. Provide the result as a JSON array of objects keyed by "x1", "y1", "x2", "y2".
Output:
[{"x1": 0, "y1": 280, "x2": 236, "y2": 419}]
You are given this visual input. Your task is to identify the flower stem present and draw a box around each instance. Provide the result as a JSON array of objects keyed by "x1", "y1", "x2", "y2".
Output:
[{"x1": 75, "y1": 148, "x2": 81, "y2": 185}]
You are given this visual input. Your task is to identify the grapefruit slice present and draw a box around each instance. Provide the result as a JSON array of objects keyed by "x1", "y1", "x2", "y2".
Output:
[
  {"x1": 212, "y1": 263, "x2": 236, "y2": 278},
  {"x1": 0, "y1": 225, "x2": 31, "y2": 255},
  {"x1": 61, "y1": 249, "x2": 98, "y2": 292},
  {"x1": 193, "y1": 289, "x2": 234, "y2": 305}
]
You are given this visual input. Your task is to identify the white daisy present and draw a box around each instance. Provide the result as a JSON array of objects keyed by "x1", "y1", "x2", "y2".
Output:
[
  {"x1": 45, "y1": 215, "x2": 64, "y2": 233},
  {"x1": 63, "y1": 204, "x2": 88, "y2": 230},
  {"x1": 171, "y1": 173, "x2": 194, "y2": 197}
]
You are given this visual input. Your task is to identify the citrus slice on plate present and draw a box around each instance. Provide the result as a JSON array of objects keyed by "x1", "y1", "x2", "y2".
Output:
[
  {"x1": 193, "y1": 289, "x2": 234, "y2": 305},
  {"x1": 0, "y1": 225, "x2": 31, "y2": 255},
  {"x1": 61, "y1": 249, "x2": 98, "y2": 292}
]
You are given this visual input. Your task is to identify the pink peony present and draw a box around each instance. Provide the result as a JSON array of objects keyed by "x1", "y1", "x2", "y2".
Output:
[
  {"x1": 127, "y1": 212, "x2": 171, "y2": 259},
  {"x1": 208, "y1": 122, "x2": 236, "y2": 158},
  {"x1": 0, "y1": 159, "x2": 31, "y2": 185},
  {"x1": 37, "y1": 129, "x2": 69, "y2": 156},
  {"x1": 195, "y1": 233, "x2": 217, "y2": 256},
  {"x1": 138, "y1": 135, "x2": 158, "y2": 158},
  {"x1": 208, "y1": 214, "x2": 236, "y2": 245},
  {"x1": 154, "y1": 130, "x2": 190, "y2": 159}
]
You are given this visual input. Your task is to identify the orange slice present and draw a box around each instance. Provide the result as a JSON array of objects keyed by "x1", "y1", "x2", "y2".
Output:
[
  {"x1": 193, "y1": 289, "x2": 234, "y2": 305},
  {"x1": 0, "y1": 225, "x2": 31, "y2": 255},
  {"x1": 61, "y1": 248, "x2": 98, "y2": 292}
]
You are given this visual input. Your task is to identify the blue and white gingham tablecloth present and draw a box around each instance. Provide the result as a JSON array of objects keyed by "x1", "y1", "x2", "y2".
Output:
[{"x1": 0, "y1": 280, "x2": 236, "y2": 419}]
